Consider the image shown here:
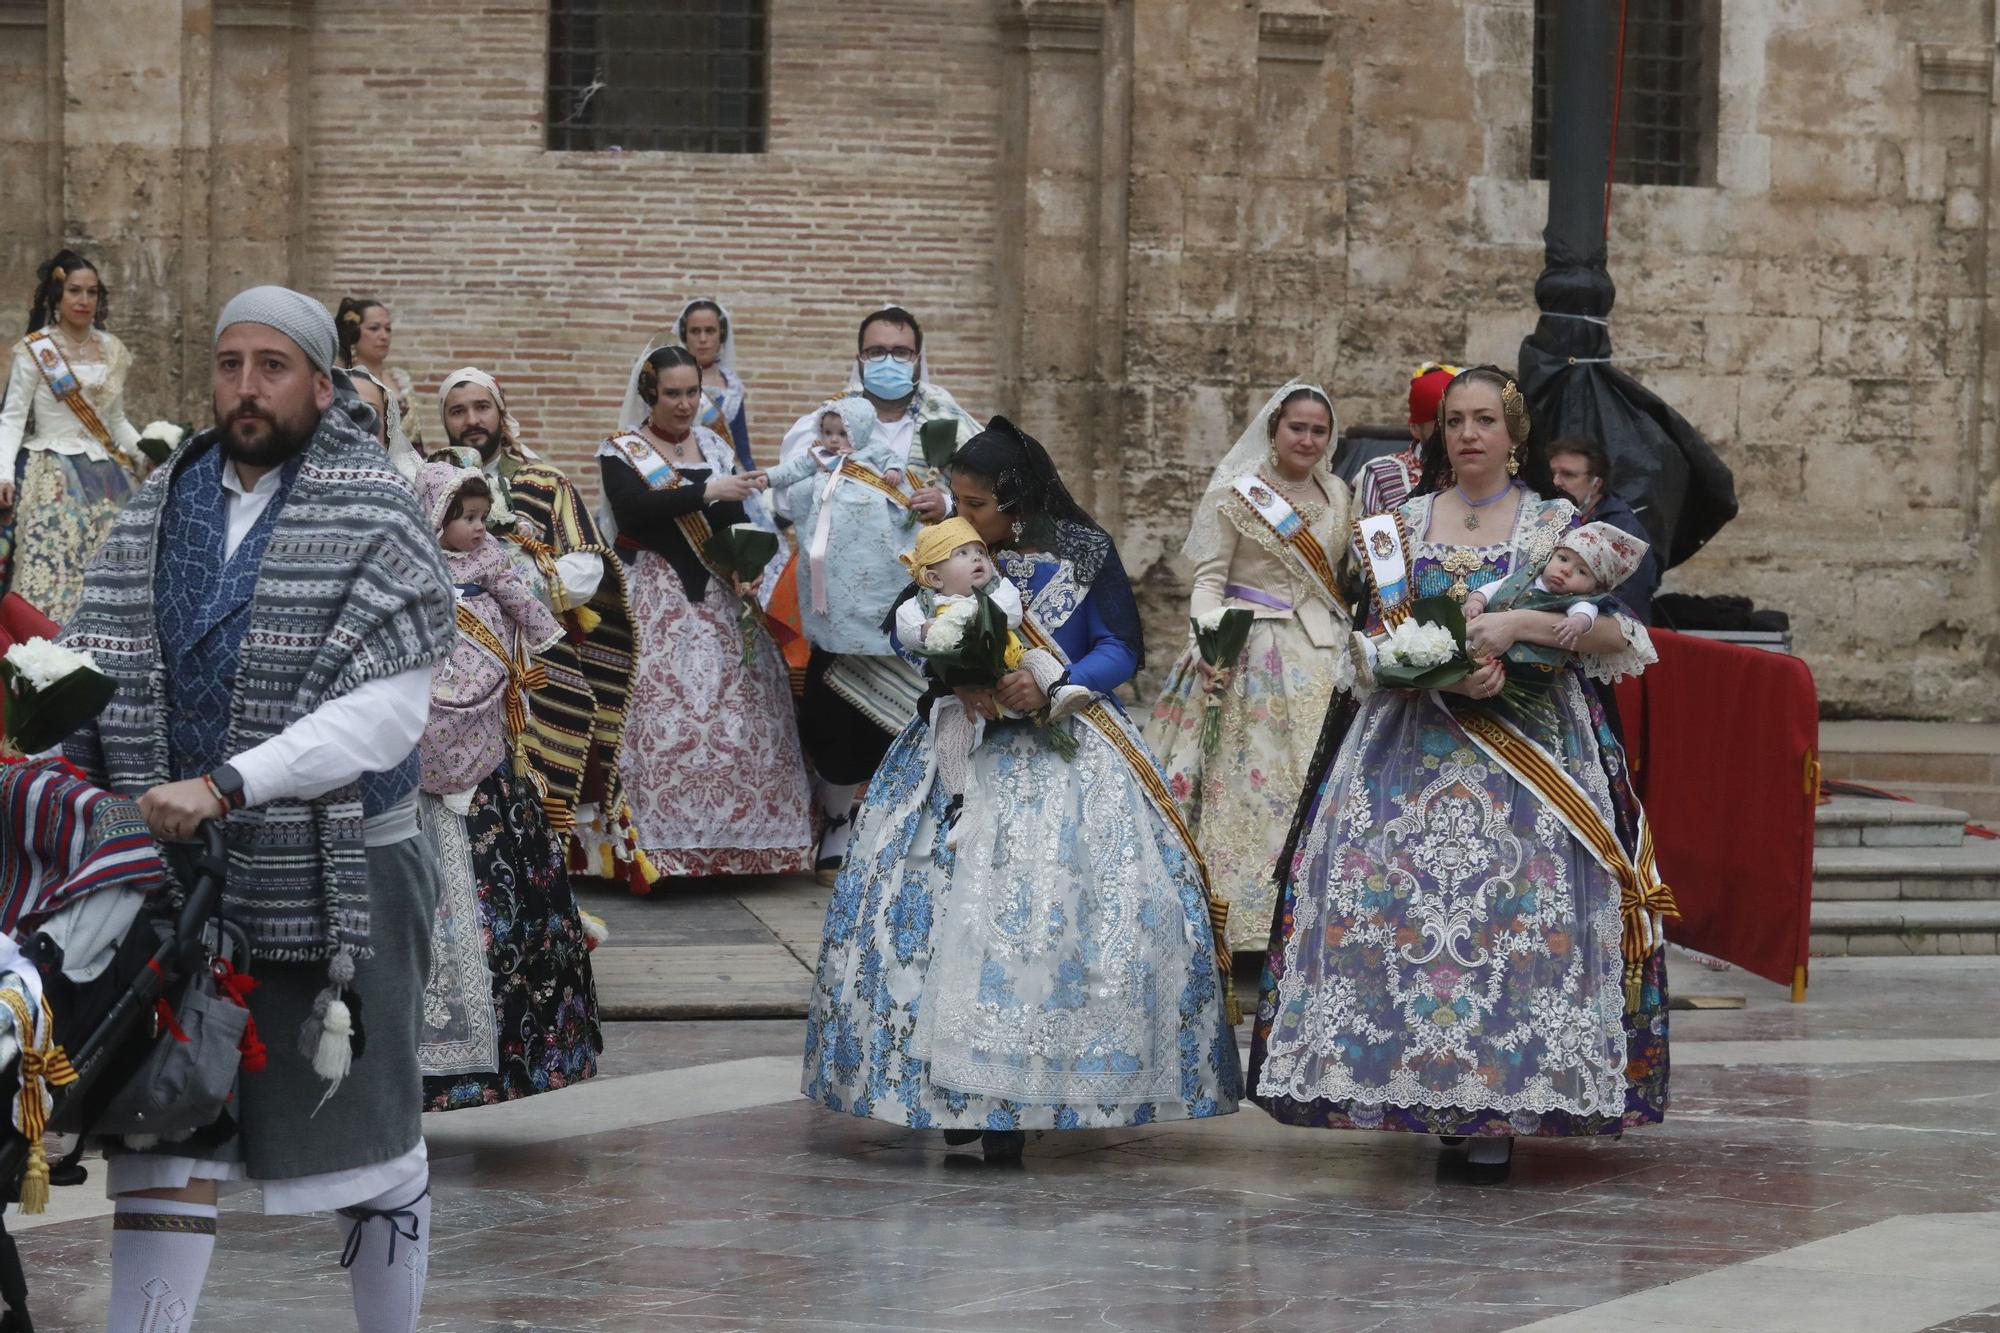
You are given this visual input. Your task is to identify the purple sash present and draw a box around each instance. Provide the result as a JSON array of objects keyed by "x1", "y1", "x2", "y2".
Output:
[{"x1": 1224, "y1": 582, "x2": 1292, "y2": 613}]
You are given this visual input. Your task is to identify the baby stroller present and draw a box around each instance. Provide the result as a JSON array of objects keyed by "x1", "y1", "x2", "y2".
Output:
[{"x1": 0, "y1": 761, "x2": 235, "y2": 1333}]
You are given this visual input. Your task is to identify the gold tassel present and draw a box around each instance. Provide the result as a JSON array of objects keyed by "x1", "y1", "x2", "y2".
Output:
[
  {"x1": 19, "y1": 1140, "x2": 48, "y2": 1215},
  {"x1": 3, "y1": 992, "x2": 75, "y2": 1215},
  {"x1": 571, "y1": 606, "x2": 602, "y2": 635}
]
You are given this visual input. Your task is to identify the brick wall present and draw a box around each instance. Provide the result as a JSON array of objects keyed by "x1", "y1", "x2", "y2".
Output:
[{"x1": 301, "y1": 0, "x2": 1006, "y2": 482}]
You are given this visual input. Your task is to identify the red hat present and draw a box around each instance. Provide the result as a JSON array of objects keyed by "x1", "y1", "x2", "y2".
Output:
[{"x1": 1408, "y1": 361, "x2": 1462, "y2": 427}]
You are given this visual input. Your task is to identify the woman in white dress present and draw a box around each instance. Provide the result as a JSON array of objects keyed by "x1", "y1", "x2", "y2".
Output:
[{"x1": 0, "y1": 249, "x2": 146, "y2": 622}]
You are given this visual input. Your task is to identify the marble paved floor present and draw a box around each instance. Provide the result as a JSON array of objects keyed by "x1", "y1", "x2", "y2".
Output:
[{"x1": 12, "y1": 903, "x2": 2000, "y2": 1331}]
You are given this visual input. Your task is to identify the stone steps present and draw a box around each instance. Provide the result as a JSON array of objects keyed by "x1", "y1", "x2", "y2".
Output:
[
  {"x1": 1814, "y1": 795, "x2": 1967, "y2": 849},
  {"x1": 1809, "y1": 788, "x2": 2000, "y2": 954},
  {"x1": 1808, "y1": 898, "x2": 2000, "y2": 957},
  {"x1": 1819, "y1": 721, "x2": 2000, "y2": 822}
]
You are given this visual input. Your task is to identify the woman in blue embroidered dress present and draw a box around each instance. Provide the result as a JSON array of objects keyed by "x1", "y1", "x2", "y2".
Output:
[
  {"x1": 802, "y1": 417, "x2": 1242, "y2": 1161},
  {"x1": 1249, "y1": 367, "x2": 1666, "y2": 1183}
]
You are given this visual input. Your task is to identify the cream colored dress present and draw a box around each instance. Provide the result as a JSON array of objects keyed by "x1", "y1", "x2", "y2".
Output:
[{"x1": 1144, "y1": 466, "x2": 1356, "y2": 953}]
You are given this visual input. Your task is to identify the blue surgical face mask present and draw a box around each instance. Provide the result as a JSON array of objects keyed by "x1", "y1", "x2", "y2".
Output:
[{"x1": 860, "y1": 356, "x2": 916, "y2": 400}]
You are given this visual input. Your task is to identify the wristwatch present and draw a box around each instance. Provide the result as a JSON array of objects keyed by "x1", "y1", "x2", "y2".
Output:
[{"x1": 203, "y1": 763, "x2": 246, "y2": 813}]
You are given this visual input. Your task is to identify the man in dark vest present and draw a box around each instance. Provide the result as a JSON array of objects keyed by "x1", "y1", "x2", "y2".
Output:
[{"x1": 63, "y1": 285, "x2": 453, "y2": 1330}]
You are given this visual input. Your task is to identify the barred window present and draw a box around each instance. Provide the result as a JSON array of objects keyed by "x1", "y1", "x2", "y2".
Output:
[
  {"x1": 1530, "y1": 0, "x2": 1717, "y2": 187},
  {"x1": 547, "y1": 0, "x2": 768, "y2": 153}
]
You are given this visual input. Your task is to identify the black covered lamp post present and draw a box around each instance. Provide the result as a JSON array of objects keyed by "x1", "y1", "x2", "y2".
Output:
[{"x1": 1518, "y1": 0, "x2": 1737, "y2": 569}]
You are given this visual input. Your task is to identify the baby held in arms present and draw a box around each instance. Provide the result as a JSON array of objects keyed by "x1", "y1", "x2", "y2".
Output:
[
  {"x1": 893, "y1": 517, "x2": 1025, "y2": 810},
  {"x1": 1464, "y1": 520, "x2": 1650, "y2": 650}
]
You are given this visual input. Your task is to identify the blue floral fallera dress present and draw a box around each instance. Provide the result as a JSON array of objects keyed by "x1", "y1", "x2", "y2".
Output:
[
  {"x1": 1249, "y1": 493, "x2": 1669, "y2": 1140},
  {"x1": 802, "y1": 550, "x2": 1243, "y2": 1130}
]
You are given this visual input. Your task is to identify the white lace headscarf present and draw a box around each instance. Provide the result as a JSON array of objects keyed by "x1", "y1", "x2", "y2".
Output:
[
  {"x1": 345, "y1": 364, "x2": 420, "y2": 483},
  {"x1": 672, "y1": 296, "x2": 744, "y2": 420},
  {"x1": 617, "y1": 327, "x2": 735, "y2": 437},
  {"x1": 1180, "y1": 380, "x2": 1339, "y2": 565}
]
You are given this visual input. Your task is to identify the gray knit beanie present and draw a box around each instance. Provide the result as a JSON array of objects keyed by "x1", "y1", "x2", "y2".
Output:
[{"x1": 213, "y1": 285, "x2": 338, "y2": 377}]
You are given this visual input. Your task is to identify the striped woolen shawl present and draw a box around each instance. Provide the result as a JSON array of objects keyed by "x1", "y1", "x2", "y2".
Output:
[{"x1": 60, "y1": 400, "x2": 453, "y2": 962}]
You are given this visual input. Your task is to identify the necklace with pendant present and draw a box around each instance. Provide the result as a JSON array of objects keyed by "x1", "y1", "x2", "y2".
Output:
[{"x1": 1455, "y1": 482, "x2": 1511, "y2": 531}]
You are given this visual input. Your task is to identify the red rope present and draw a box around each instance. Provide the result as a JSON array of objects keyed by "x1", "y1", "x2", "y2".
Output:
[{"x1": 1604, "y1": 0, "x2": 1630, "y2": 238}]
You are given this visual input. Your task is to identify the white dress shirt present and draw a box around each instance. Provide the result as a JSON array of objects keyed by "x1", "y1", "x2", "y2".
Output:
[{"x1": 214, "y1": 458, "x2": 433, "y2": 807}]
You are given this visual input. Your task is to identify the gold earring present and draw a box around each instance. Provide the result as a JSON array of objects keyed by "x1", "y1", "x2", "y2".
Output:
[{"x1": 1506, "y1": 449, "x2": 1521, "y2": 477}]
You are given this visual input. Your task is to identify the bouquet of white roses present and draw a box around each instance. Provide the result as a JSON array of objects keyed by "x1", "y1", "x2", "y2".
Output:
[
  {"x1": 1370, "y1": 595, "x2": 1475, "y2": 691},
  {"x1": 1, "y1": 638, "x2": 115, "y2": 755},
  {"x1": 136, "y1": 419, "x2": 189, "y2": 465}
]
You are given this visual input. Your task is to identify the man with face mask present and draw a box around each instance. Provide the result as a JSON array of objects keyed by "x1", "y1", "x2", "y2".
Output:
[
  {"x1": 61, "y1": 285, "x2": 454, "y2": 1329},
  {"x1": 776, "y1": 306, "x2": 980, "y2": 881},
  {"x1": 434, "y1": 367, "x2": 645, "y2": 885}
]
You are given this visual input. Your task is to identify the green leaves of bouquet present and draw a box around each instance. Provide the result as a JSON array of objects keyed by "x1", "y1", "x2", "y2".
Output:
[
  {"x1": 703, "y1": 524, "x2": 781, "y2": 666},
  {"x1": 1191, "y1": 607, "x2": 1254, "y2": 756},
  {"x1": 1, "y1": 638, "x2": 116, "y2": 756}
]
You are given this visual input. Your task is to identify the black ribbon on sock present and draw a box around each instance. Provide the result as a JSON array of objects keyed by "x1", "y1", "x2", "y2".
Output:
[{"x1": 336, "y1": 1185, "x2": 430, "y2": 1269}]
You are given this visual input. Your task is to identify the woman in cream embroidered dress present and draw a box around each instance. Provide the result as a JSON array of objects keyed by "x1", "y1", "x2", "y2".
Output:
[
  {"x1": 1250, "y1": 366, "x2": 1665, "y2": 1182},
  {"x1": 803, "y1": 418, "x2": 1241, "y2": 1162},
  {"x1": 601, "y1": 344, "x2": 813, "y2": 878},
  {"x1": 1146, "y1": 383, "x2": 1357, "y2": 955},
  {"x1": 0, "y1": 250, "x2": 145, "y2": 621}
]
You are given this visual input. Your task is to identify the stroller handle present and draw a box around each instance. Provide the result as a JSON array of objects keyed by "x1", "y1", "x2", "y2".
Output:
[{"x1": 175, "y1": 820, "x2": 228, "y2": 958}]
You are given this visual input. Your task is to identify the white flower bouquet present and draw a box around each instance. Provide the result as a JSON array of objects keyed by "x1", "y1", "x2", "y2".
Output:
[
  {"x1": 1, "y1": 638, "x2": 115, "y2": 755},
  {"x1": 135, "y1": 419, "x2": 188, "y2": 465}
]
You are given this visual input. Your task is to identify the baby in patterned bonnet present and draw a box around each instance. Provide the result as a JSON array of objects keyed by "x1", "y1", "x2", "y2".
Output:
[{"x1": 1464, "y1": 520, "x2": 1650, "y2": 650}]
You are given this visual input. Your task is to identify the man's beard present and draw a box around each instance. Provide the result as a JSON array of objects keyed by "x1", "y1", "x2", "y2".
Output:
[
  {"x1": 448, "y1": 422, "x2": 504, "y2": 464},
  {"x1": 215, "y1": 400, "x2": 319, "y2": 469}
]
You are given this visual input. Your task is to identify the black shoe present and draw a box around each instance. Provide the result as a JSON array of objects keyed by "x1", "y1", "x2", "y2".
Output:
[
  {"x1": 981, "y1": 1130, "x2": 1026, "y2": 1162},
  {"x1": 942, "y1": 1129, "x2": 981, "y2": 1147},
  {"x1": 48, "y1": 1159, "x2": 88, "y2": 1188},
  {"x1": 1438, "y1": 1135, "x2": 1468, "y2": 1148},
  {"x1": 1463, "y1": 1139, "x2": 1514, "y2": 1185}
]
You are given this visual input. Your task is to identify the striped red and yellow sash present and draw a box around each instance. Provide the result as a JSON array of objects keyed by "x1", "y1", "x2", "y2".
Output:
[
  {"x1": 1017, "y1": 617, "x2": 1234, "y2": 983},
  {"x1": 1229, "y1": 475, "x2": 1350, "y2": 618},
  {"x1": 1456, "y1": 708, "x2": 1678, "y2": 1009},
  {"x1": 607, "y1": 432, "x2": 726, "y2": 580},
  {"x1": 23, "y1": 331, "x2": 115, "y2": 453}
]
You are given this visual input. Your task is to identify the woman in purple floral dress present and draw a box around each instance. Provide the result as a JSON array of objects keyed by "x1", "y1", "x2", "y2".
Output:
[{"x1": 1250, "y1": 367, "x2": 1667, "y2": 1183}]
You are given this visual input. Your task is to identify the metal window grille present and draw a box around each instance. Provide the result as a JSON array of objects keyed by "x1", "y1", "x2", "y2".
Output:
[
  {"x1": 1530, "y1": 0, "x2": 1716, "y2": 187},
  {"x1": 547, "y1": 0, "x2": 768, "y2": 153}
]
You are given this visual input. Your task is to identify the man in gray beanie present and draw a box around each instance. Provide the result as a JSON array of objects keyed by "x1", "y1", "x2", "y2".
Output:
[{"x1": 61, "y1": 284, "x2": 454, "y2": 1331}]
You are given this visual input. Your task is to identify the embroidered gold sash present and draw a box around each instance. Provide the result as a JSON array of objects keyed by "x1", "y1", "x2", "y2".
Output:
[
  {"x1": 1228, "y1": 475, "x2": 1349, "y2": 619},
  {"x1": 608, "y1": 431, "x2": 724, "y2": 579},
  {"x1": 1455, "y1": 708, "x2": 1678, "y2": 1010},
  {"x1": 838, "y1": 458, "x2": 914, "y2": 511},
  {"x1": 22, "y1": 331, "x2": 115, "y2": 452}
]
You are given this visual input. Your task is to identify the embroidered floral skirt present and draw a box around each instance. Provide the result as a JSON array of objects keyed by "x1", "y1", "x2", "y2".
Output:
[
  {"x1": 1144, "y1": 618, "x2": 1341, "y2": 954},
  {"x1": 618, "y1": 552, "x2": 814, "y2": 877},
  {"x1": 802, "y1": 711, "x2": 1244, "y2": 1130},
  {"x1": 421, "y1": 762, "x2": 603, "y2": 1111},
  {"x1": 2, "y1": 448, "x2": 133, "y2": 624},
  {"x1": 1248, "y1": 677, "x2": 1669, "y2": 1139}
]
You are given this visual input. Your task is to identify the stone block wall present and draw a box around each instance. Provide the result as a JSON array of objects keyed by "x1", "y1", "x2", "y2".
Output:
[{"x1": 0, "y1": 0, "x2": 1994, "y2": 719}]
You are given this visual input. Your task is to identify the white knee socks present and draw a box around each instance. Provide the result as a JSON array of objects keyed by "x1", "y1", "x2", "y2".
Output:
[
  {"x1": 106, "y1": 1197, "x2": 217, "y2": 1333},
  {"x1": 335, "y1": 1172, "x2": 432, "y2": 1333}
]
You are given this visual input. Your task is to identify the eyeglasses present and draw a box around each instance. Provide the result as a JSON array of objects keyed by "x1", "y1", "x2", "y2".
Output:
[{"x1": 858, "y1": 347, "x2": 919, "y2": 365}]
